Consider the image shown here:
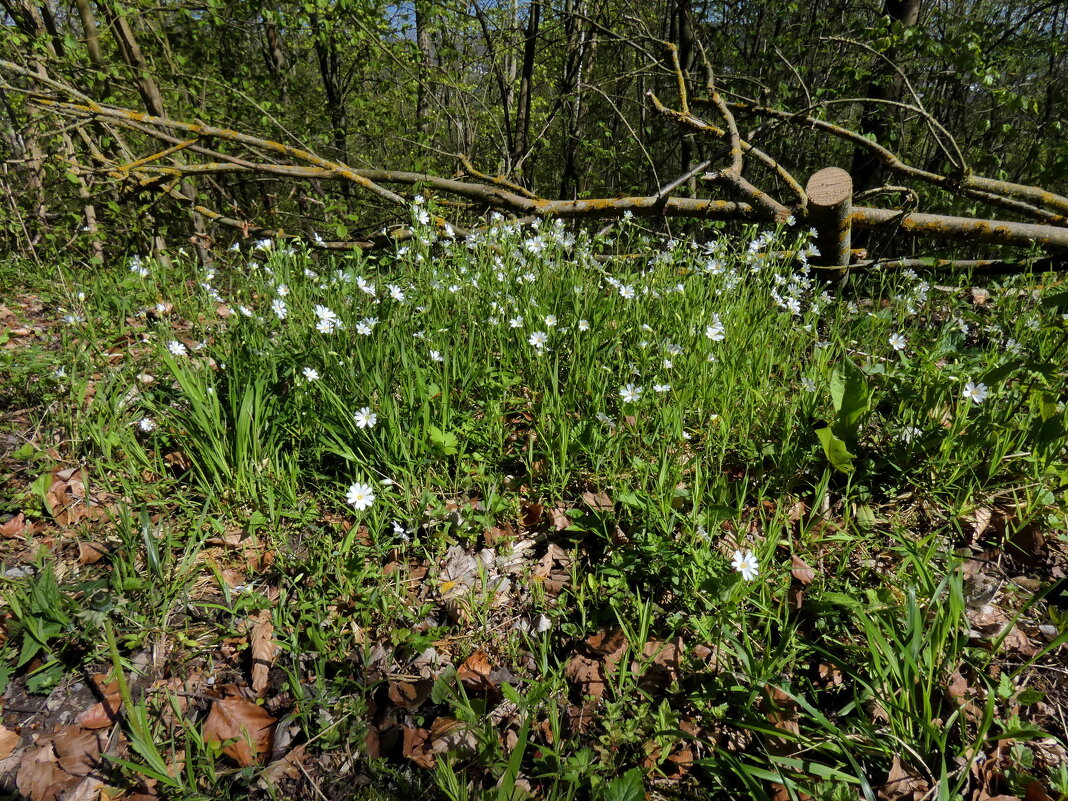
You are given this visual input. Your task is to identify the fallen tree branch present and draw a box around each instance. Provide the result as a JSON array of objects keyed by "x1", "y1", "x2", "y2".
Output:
[{"x1": 725, "y1": 98, "x2": 1068, "y2": 222}]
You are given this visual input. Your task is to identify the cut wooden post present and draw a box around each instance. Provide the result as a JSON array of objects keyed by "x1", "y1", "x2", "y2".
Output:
[{"x1": 805, "y1": 167, "x2": 853, "y2": 277}]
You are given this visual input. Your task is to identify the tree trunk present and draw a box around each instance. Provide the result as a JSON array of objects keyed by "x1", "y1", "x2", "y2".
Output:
[
  {"x1": 849, "y1": 0, "x2": 922, "y2": 193},
  {"x1": 103, "y1": 0, "x2": 209, "y2": 266},
  {"x1": 262, "y1": 17, "x2": 287, "y2": 105},
  {"x1": 559, "y1": 0, "x2": 585, "y2": 199},
  {"x1": 512, "y1": 0, "x2": 540, "y2": 183},
  {"x1": 414, "y1": 0, "x2": 435, "y2": 137}
]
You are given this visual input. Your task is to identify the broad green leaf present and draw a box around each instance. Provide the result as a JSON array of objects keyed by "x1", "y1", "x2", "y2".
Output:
[
  {"x1": 815, "y1": 423, "x2": 855, "y2": 473},
  {"x1": 427, "y1": 424, "x2": 457, "y2": 455},
  {"x1": 602, "y1": 767, "x2": 644, "y2": 801},
  {"x1": 829, "y1": 359, "x2": 870, "y2": 439}
]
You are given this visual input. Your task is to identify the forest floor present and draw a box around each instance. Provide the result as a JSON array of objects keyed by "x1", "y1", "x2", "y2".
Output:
[{"x1": 1, "y1": 219, "x2": 1067, "y2": 801}]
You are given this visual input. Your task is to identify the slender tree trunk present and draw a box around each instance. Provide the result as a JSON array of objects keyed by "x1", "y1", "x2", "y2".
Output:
[
  {"x1": 559, "y1": 0, "x2": 587, "y2": 199},
  {"x1": 849, "y1": 0, "x2": 922, "y2": 192},
  {"x1": 414, "y1": 0, "x2": 435, "y2": 137},
  {"x1": 309, "y1": 14, "x2": 349, "y2": 165},
  {"x1": 103, "y1": 0, "x2": 209, "y2": 266},
  {"x1": 512, "y1": 0, "x2": 540, "y2": 183},
  {"x1": 262, "y1": 17, "x2": 288, "y2": 104}
]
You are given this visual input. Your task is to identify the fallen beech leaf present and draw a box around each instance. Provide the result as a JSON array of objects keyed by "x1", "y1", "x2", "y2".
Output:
[
  {"x1": 202, "y1": 697, "x2": 276, "y2": 766},
  {"x1": 77, "y1": 542, "x2": 109, "y2": 565},
  {"x1": 260, "y1": 743, "x2": 307, "y2": 786},
  {"x1": 15, "y1": 739, "x2": 72, "y2": 801},
  {"x1": 457, "y1": 649, "x2": 495, "y2": 691},
  {"x1": 0, "y1": 725, "x2": 18, "y2": 759},
  {"x1": 878, "y1": 754, "x2": 929, "y2": 801},
  {"x1": 586, "y1": 628, "x2": 626, "y2": 656},
  {"x1": 581, "y1": 491, "x2": 612, "y2": 512},
  {"x1": 51, "y1": 728, "x2": 103, "y2": 777},
  {"x1": 521, "y1": 502, "x2": 543, "y2": 528},
  {"x1": 58, "y1": 777, "x2": 103, "y2": 801},
  {"x1": 15, "y1": 726, "x2": 103, "y2": 801},
  {"x1": 249, "y1": 610, "x2": 275, "y2": 695},
  {"x1": 788, "y1": 501, "x2": 808, "y2": 523},
  {"x1": 1002, "y1": 625, "x2": 1039, "y2": 658},
  {"x1": 0, "y1": 513, "x2": 26, "y2": 538},
  {"x1": 564, "y1": 653, "x2": 607, "y2": 699},
  {"x1": 971, "y1": 507, "x2": 993, "y2": 538},
  {"x1": 636, "y1": 638, "x2": 684, "y2": 692},
  {"x1": 532, "y1": 543, "x2": 570, "y2": 597},
  {"x1": 76, "y1": 674, "x2": 122, "y2": 729},
  {"x1": 429, "y1": 717, "x2": 476, "y2": 756},
  {"x1": 401, "y1": 725, "x2": 435, "y2": 769},
  {"x1": 1024, "y1": 781, "x2": 1054, "y2": 801},
  {"x1": 791, "y1": 555, "x2": 815, "y2": 585},
  {"x1": 549, "y1": 504, "x2": 571, "y2": 531},
  {"x1": 387, "y1": 679, "x2": 433, "y2": 709}
]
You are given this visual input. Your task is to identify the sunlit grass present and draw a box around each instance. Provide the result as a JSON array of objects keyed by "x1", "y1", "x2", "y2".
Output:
[{"x1": 1, "y1": 211, "x2": 1066, "y2": 799}]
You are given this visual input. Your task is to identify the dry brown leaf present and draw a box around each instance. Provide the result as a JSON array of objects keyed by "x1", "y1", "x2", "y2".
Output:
[
  {"x1": 878, "y1": 755, "x2": 930, "y2": 801},
  {"x1": 77, "y1": 542, "x2": 109, "y2": 566},
  {"x1": 51, "y1": 728, "x2": 102, "y2": 778},
  {"x1": 521, "y1": 502, "x2": 543, "y2": 528},
  {"x1": 429, "y1": 717, "x2": 477, "y2": 756},
  {"x1": 0, "y1": 513, "x2": 27, "y2": 538},
  {"x1": 1002, "y1": 625, "x2": 1040, "y2": 658},
  {"x1": 457, "y1": 650, "x2": 495, "y2": 691},
  {"x1": 581, "y1": 491, "x2": 612, "y2": 512},
  {"x1": 76, "y1": 674, "x2": 123, "y2": 730},
  {"x1": 636, "y1": 637, "x2": 684, "y2": 692},
  {"x1": 387, "y1": 679, "x2": 433, "y2": 709},
  {"x1": 483, "y1": 522, "x2": 514, "y2": 547},
  {"x1": 791, "y1": 555, "x2": 815, "y2": 585},
  {"x1": 1024, "y1": 780, "x2": 1054, "y2": 801},
  {"x1": 259, "y1": 743, "x2": 307, "y2": 787},
  {"x1": 532, "y1": 543, "x2": 570, "y2": 597},
  {"x1": 15, "y1": 726, "x2": 103, "y2": 801},
  {"x1": 249, "y1": 610, "x2": 276, "y2": 695},
  {"x1": 564, "y1": 653, "x2": 606, "y2": 699},
  {"x1": 971, "y1": 507, "x2": 994, "y2": 538},
  {"x1": 202, "y1": 697, "x2": 276, "y2": 767},
  {"x1": 586, "y1": 628, "x2": 626, "y2": 656},
  {"x1": 0, "y1": 725, "x2": 18, "y2": 759},
  {"x1": 401, "y1": 725, "x2": 435, "y2": 769},
  {"x1": 16, "y1": 738, "x2": 71, "y2": 801},
  {"x1": 548, "y1": 504, "x2": 571, "y2": 531},
  {"x1": 62, "y1": 777, "x2": 105, "y2": 801}
]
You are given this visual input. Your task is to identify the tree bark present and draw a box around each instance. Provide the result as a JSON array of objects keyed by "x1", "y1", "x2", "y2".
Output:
[
  {"x1": 512, "y1": 0, "x2": 540, "y2": 183},
  {"x1": 414, "y1": 0, "x2": 435, "y2": 137},
  {"x1": 849, "y1": 0, "x2": 922, "y2": 192},
  {"x1": 102, "y1": 0, "x2": 207, "y2": 266}
]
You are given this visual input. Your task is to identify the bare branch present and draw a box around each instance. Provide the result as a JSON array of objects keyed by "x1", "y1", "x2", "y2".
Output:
[{"x1": 726, "y1": 99, "x2": 1068, "y2": 221}]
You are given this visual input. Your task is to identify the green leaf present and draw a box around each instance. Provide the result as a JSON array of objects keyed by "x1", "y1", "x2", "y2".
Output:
[
  {"x1": 1041, "y1": 290, "x2": 1068, "y2": 309},
  {"x1": 855, "y1": 504, "x2": 876, "y2": 529},
  {"x1": 427, "y1": 424, "x2": 458, "y2": 456},
  {"x1": 815, "y1": 423, "x2": 855, "y2": 473},
  {"x1": 981, "y1": 362, "x2": 1020, "y2": 386},
  {"x1": 602, "y1": 767, "x2": 644, "y2": 801},
  {"x1": 829, "y1": 359, "x2": 870, "y2": 443},
  {"x1": 821, "y1": 592, "x2": 865, "y2": 611}
]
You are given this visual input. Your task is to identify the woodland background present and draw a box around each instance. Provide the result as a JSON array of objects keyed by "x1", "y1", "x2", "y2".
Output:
[{"x1": 1, "y1": 0, "x2": 1067, "y2": 263}]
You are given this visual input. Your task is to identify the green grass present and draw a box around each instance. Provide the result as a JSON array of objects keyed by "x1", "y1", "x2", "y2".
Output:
[{"x1": 1, "y1": 211, "x2": 1066, "y2": 799}]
